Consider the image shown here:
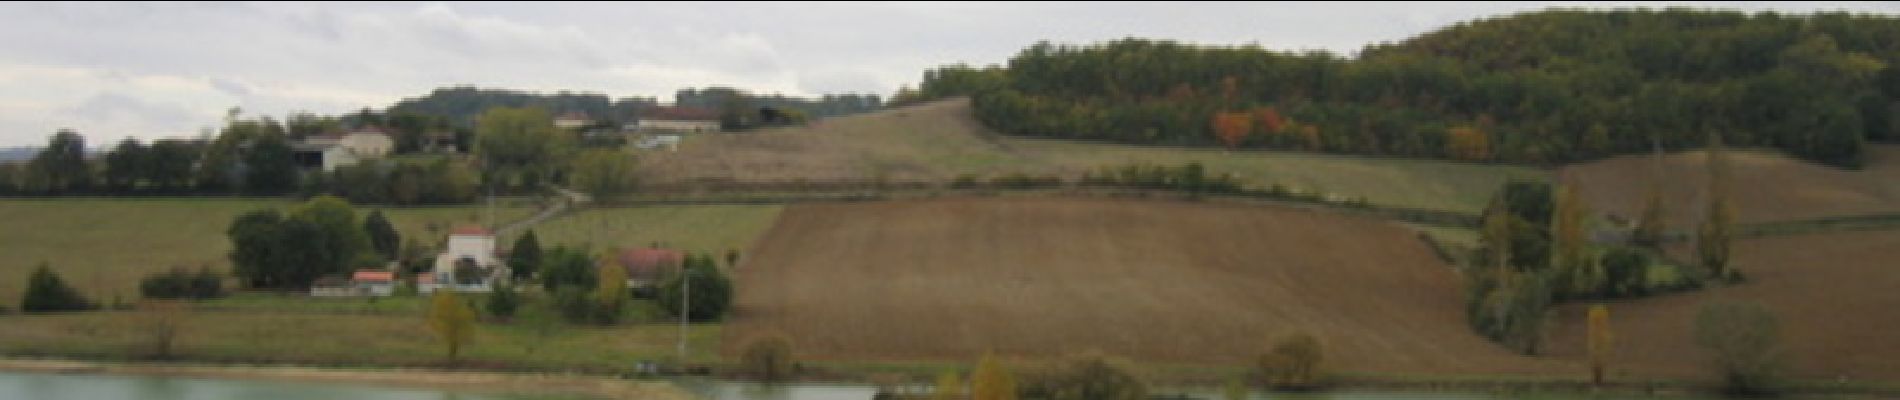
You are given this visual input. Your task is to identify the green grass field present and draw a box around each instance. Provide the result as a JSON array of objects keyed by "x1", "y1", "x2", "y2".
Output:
[
  {"x1": 516, "y1": 205, "x2": 784, "y2": 258},
  {"x1": 0, "y1": 293, "x2": 726, "y2": 370},
  {"x1": 1009, "y1": 139, "x2": 1549, "y2": 213},
  {"x1": 0, "y1": 197, "x2": 543, "y2": 304}
]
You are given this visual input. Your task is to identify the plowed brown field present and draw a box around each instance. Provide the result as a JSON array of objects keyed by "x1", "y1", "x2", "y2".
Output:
[
  {"x1": 1562, "y1": 146, "x2": 1900, "y2": 225},
  {"x1": 722, "y1": 197, "x2": 1573, "y2": 374}
]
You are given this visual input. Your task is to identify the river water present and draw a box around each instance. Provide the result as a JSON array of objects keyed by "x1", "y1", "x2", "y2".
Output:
[{"x1": 0, "y1": 370, "x2": 588, "y2": 400}]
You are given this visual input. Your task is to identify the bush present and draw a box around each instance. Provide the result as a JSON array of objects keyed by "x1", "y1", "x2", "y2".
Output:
[
  {"x1": 740, "y1": 333, "x2": 796, "y2": 382},
  {"x1": 485, "y1": 282, "x2": 520, "y2": 320},
  {"x1": 139, "y1": 267, "x2": 225, "y2": 300},
  {"x1": 950, "y1": 174, "x2": 981, "y2": 189},
  {"x1": 22, "y1": 263, "x2": 93, "y2": 313},
  {"x1": 989, "y1": 173, "x2": 1062, "y2": 189},
  {"x1": 552, "y1": 286, "x2": 594, "y2": 323},
  {"x1": 1694, "y1": 301, "x2": 1785, "y2": 396},
  {"x1": 1019, "y1": 352, "x2": 1147, "y2": 400},
  {"x1": 656, "y1": 253, "x2": 733, "y2": 322},
  {"x1": 1599, "y1": 247, "x2": 1649, "y2": 297},
  {"x1": 1258, "y1": 332, "x2": 1324, "y2": 390}
]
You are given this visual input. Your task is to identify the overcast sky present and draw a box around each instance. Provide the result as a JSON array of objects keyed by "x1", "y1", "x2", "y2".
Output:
[{"x1": 1, "y1": 1, "x2": 1896, "y2": 147}]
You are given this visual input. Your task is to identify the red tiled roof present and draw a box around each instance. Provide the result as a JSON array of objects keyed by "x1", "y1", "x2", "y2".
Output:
[
  {"x1": 617, "y1": 247, "x2": 685, "y2": 281},
  {"x1": 641, "y1": 107, "x2": 721, "y2": 122},
  {"x1": 450, "y1": 225, "x2": 492, "y2": 236},
  {"x1": 352, "y1": 270, "x2": 394, "y2": 283}
]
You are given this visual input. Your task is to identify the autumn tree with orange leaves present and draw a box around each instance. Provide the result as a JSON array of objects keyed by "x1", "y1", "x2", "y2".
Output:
[{"x1": 1211, "y1": 112, "x2": 1253, "y2": 149}]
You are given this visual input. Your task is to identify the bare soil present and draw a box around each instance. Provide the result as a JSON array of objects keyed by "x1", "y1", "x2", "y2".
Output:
[{"x1": 722, "y1": 197, "x2": 1574, "y2": 375}]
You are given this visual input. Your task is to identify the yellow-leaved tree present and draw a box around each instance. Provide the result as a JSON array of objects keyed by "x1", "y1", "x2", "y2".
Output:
[
  {"x1": 428, "y1": 289, "x2": 477, "y2": 362},
  {"x1": 932, "y1": 370, "x2": 965, "y2": 400},
  {"x1": 1587, "y1": 304, "x2": 1614, "y2": 385},
  {"x1": 971, "y1": 352, "x2": 1018, "y2": 400}
]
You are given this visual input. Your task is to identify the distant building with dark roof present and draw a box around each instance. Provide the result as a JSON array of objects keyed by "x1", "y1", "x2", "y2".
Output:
[{"x1": 636, "y1": 107, "x2": 721, "y2": 133}]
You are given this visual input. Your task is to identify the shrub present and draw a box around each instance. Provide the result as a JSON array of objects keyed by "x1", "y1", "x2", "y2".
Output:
[
  {"x1": 1600, "y1": 247, "x2": 1650, "y2": 297},
  {"x1": 22, "y1": 264, "x2": 93, "y2": 313},
  {"x1": 485, "y1": 282, "x2": 520, "y2": 320},
  {"x1": 139, "y1": 267, "x2": 225, "y2": 300},
  {"x1": 740, "y1": 332, "x2": 796, "y2": 382},
  {"x1": 1258, "y1": 332, "x2": 1324, "y2": 390},
  {"x1": 1694, "y1": 301, "x2": 1784, "y2": 396},
  {"x1": 951, "y1": 174, "x2": 981, "y2": 189},
  {"x1": 1019, "y1": 352, "x2": 1147, "y2": 400},
  {"x1": 989, "y1": 173, "x2": 1061, "y2": 190},
  {"x1": 552, "y1": 286, "x2": 594, "y2": 323}
]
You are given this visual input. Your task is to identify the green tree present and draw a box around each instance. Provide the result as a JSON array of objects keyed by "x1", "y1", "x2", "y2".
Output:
[
  {"x1": 428, "y1": 289, "x2": 477, "y2": 362},
  {"x1": 485, "y1": 281, "x2": 519, "y2": 320},
  {"x1": 227, "y1": 209, "x2": 287, "y2": 288},
  {"x1": 656, "y1": 254, "x2": 733, "y2": 322},
  {"x1": 1694, "y1": 301, "x2": 1784, "y2": 396},
  {"x1": 103, "y1": 137, "x2": 147, "y2": 193},
  {"x1": 1028, "y1": 352, "x2": 1148, "y2": 400},
  {"x1": 592, "y1": 255, "x2": 628, "y2": 325},
  {"x1": 21, "y1": 263, "x2": 94, "y2": 312},
  {"x1": 567, "y1": 149, "x2": 638, "y2": 199},
  {"x1": 476, "y1": 106, "x2": 571, "y2": 189},
  {"x1": 507, "y1": 230, "x2": 544, "y2": 281},
  {"x1": 28, "y1": 129, "x2": 91, "y2": 194},
  {"x1": 241, "y1": 124, "x2": 298, "y2": 195},
  {"x1": 539, "y1": 246, "x2": 597, "y2": 292},
  {"x1": 1550, "y1": 181, "x2": 1597, "y2": 297},
  {"x1": 144, "y1": 139, "x2": 198, "y2": 193},
  {"x1": 291, "y1": 195, "x2": 375, "y2": 272},
  {"x1": 1697, "y1": 134, "x2": 1736, "y2": 281},
  {"x1": 363, "y1": 210, "x2": 400, "y2": 262}
]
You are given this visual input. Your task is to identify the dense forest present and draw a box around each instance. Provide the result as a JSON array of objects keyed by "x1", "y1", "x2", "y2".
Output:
[
  {"x1": 390, "y1": 86, "x2": 883, "y2": 130},
  {"x1": 915, "y1": 9, "x2": 1900, "y2": 167}
]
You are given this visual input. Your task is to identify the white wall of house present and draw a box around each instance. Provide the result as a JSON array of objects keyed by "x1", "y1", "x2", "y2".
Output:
[
  {"x1": 638, "y1": 119, "x2": 720, "y2": 133},
  {"x1": 321, "y1": 146, "x2": 358, "y2": 172},
  {"x1": 339, "y1": 132, "x2": 393, "y2": 158},
  {"x1": 432, "y1": 233, "x2": 503, "y2": 288}
]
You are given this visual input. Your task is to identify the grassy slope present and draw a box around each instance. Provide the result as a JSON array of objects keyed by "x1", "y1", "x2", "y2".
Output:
[
  {"x1": 638, "y1": 98, "x2": 1546, "y2": 214},
  {"x1": 517, "y1": 205, "x2": 784, "y2": 258}
]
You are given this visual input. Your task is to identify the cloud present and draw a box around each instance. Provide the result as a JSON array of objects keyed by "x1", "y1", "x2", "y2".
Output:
[{"x1": 0, "y1": 1, "x2": 1898, "y2": 146}]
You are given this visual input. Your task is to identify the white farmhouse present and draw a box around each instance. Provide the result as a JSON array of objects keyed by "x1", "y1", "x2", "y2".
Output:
[
  {"x1": 293, "y1": 127, "x2": 395, "y2": 171},
  {"x1": 424, "y1": 225, "x2": 508, "y2": 293}
]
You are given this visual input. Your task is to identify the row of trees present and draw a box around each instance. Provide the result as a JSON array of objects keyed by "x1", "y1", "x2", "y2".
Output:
[
  {"x1": 226, "y1": 196, "x2": 384, "y2": 289},
  {"x1": 1466, "y1": 135, "x2": 1736, "y2": 354},
  {"x1": 919, "y1": 9, "x2": 1898, "y2": 167}
]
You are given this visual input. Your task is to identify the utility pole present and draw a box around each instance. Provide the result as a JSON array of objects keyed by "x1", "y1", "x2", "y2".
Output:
[{"x1": 678, "y1": 265, "x2": 691, "y2": 362}]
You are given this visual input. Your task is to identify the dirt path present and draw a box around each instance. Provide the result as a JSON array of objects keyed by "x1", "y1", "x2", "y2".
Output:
[{"x1": 495, "y1": 186, "x2": 591, "y2": 238}]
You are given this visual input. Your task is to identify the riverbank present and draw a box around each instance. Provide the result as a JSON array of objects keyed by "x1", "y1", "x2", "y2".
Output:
[{"x1": 0, "y1": 357, "x2": 696, "y2": 400}]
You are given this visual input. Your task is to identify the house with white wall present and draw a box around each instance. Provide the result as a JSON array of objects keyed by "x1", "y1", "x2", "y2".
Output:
[{"x1": 423, "y1": 225, "x2": 508, "y2": 293}]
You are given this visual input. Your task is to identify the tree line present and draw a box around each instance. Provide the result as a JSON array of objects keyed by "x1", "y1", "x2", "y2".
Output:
[{"x1": 916, "y1": 9, "x2": 1899, "y2": 168}]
